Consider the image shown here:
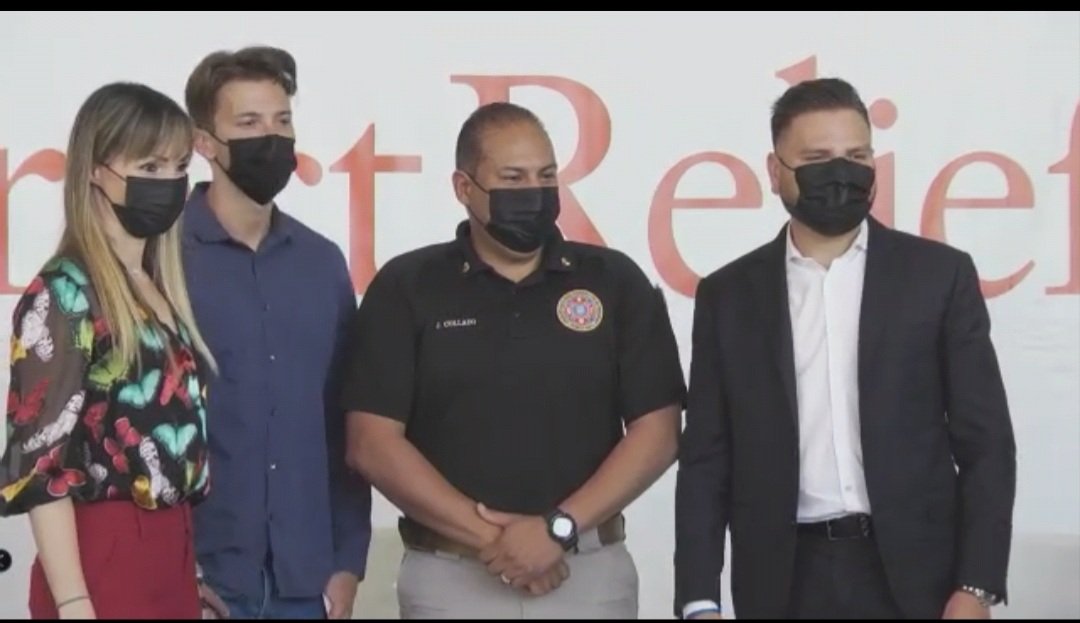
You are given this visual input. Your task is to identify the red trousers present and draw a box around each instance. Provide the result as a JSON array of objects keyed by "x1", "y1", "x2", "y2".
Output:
[{"x1": 29, "y1": 501, "x2": 200, "y2": 619}]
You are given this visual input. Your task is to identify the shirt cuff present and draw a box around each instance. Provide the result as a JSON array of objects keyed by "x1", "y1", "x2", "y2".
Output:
[{"x1": 683, "y1": 599, "x2": 721, "y2": 619}]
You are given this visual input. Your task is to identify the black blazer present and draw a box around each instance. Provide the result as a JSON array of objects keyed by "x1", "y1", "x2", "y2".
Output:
[{"x1": 674, "y1": 219, "x2": 1016, "y2": 619}]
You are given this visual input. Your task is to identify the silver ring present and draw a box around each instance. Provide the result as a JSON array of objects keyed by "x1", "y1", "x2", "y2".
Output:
[{"x1": 500, "y1": 574, "x2": 511, "y2": 585}]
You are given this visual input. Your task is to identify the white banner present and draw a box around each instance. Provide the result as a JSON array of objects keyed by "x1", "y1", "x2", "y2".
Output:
[{"x1": 1, "y1": 11, "x2": 1077, "y2": 619}]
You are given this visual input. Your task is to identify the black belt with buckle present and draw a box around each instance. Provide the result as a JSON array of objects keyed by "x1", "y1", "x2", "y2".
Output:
[{"x1": 798, "y1": 513, "x2": 873, "y2": 540}]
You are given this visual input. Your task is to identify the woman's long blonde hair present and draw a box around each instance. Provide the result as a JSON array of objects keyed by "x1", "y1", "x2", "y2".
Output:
[{"x1": 57, "y1": 82, "x2": 215, "y2": 373}]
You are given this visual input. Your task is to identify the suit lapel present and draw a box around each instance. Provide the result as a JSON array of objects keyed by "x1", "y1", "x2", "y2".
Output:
[
  {"x1": 750, "y1": 226, "x2": 799, "y2": 430},
  {"x1": 752, "y1": 218, "x2": 901, "y2": 433},
  {"x1": 858, "y1": 218, "x2": 902, "y2": 400}
]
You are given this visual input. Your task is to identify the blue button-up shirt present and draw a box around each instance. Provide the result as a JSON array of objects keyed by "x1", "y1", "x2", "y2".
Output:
[{"x1": 183, "y1": 182, "x2": 371, "y2": 599}]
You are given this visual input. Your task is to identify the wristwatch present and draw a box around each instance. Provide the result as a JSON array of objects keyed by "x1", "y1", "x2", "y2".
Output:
[
  {"x1": 544, "y1": 509, "x2": 578, "y2": 551},
  {"x1": 959, "y1": 585, "x2": 1002, "y2": 608}
]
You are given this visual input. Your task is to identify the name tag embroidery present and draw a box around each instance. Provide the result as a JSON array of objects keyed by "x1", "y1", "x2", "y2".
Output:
[{"x1": 435, "y1": 318, "x2": 478, "y2": 330}]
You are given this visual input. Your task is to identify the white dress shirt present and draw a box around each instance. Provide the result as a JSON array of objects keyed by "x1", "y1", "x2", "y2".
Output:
[
  {"x1": 682, "y1": 223, "x2": 876, "y2": 617},
  {"x1": 682, "y1": 222, "x2": 875, "y2": 619},
  {"x1": 786, "y1": 221, "x2": 872, "y2": 522}
]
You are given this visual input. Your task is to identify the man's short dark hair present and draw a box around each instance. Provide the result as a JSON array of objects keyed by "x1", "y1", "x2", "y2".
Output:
[
  {"x1": 771, "y1": 78, "x2": 870, "y2": 146},
  {"x1": 185, "y1": 46, "x2": 297, "y2": 132},
  {"x1": 455, "y1": 102, "x2": 545, "y2": 174}
]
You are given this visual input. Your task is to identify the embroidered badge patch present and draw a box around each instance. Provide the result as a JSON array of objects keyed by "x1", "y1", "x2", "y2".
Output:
[{"x1": 556, "y1": 289, "x2": 604, "y2": 332}]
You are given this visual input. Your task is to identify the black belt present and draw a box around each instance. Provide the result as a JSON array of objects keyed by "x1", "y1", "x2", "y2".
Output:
[
  {"x1": 399, "y1": 514, "x2": 626, "y2": 558},
  {"x1": 798, "y1": 513, "x2": 873, "y2": 540}
]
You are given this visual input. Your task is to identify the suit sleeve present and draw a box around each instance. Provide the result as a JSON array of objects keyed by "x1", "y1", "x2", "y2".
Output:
[
  {"x1": 943, "y1": 253, "x2": 1016, "y2": 601},
  {"x1": 674, "y1": 277, "x2": 731, "y2": 614}
]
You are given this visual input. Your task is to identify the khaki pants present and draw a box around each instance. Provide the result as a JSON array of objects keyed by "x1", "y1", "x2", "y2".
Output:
[{"x1": 397, "y1": 530, "x2": 638, "y2": 619}]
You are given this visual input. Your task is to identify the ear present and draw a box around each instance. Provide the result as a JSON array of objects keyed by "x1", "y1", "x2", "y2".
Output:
[
  {"x1": 451, "y1": 170, "x2": 472, "y2": 208},
  {"x1": 766, "y1": 152, "x2": 782, "y2": 196},
  {"x1": 90, "y1": 157, "x2": 119, "y2": 187},
  {"x1": 90, "y1": 163, "x2": 106, "y2": 186},
  {"x1": 193, "y1": 128, "x2": 218, "y2": 162}
]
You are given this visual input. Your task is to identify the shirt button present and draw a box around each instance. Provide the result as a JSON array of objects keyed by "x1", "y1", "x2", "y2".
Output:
[
  {"x1": 844, "y1": 486, "x2": 854, "y2": 492},
  {"x1": 269, "y1": 354, "x2": 276, "y2": 362},
  {"x1": 264, "y1": 303, "x2": 270, "y2": 312},
  {"x1": 513, "y1": 311, "x2": 521, "y2": 319},
  {"x1": 270, "y1": 463, "x2": 277, "y2": 471}
]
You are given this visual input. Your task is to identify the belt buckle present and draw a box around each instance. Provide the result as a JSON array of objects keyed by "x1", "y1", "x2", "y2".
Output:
[{"x1": 825, "y1": 515, "x2": 867, "y2": 541}]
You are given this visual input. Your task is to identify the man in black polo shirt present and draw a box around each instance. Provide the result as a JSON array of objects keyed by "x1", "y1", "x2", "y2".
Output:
[{"x1": 341, "y1": 102, "x2": 686, "y2": 619}]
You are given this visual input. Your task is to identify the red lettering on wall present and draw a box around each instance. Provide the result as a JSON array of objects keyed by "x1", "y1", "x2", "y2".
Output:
[
  {"x1": 1047, "y1": 103, "x2": 1079, "y2": 295},
  {"x1": 329, "y1": 125, "x2": 422, "y2": 294},
  {"x1": 776, "y1": 56, "x2": 818, "y2": 86},
  {"x1": 649, "y1": 153, "x2": 763, "y2": 297},
  {"x1": 868, "y1": 99, "x2": 898, "y2": 228},
  {"x1": 921, "y1": 152, "x2": 1035, "y2": 298},
  {"x1": 0, "y1": 149, "x2": 65, "y2": 295}
]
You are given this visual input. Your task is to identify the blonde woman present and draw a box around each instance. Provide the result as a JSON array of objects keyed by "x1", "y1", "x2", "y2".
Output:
[{"x1": 0, "y1": 82, "x2": 215, "y2": 619}]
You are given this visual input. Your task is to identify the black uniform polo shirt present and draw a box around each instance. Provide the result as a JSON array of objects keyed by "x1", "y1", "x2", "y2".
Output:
[{"x1": 341, "y1": 222, "x2": 686, "y2": 514}]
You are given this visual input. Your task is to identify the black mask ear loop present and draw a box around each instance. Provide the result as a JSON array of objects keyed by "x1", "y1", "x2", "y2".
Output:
[
  {"x1": 90, "y1": 164, "x2": 125, "y2": 204},
  {"x1": 459, "y1": 171, "x2": 492, "y2": 223}
]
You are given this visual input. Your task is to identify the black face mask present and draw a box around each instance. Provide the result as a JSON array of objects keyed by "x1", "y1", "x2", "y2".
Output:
[
  {"x1": 779, "y1": 157, "x2": 875, "y2": 236},
  {"x1": 96, "y1": 168, "x2": 188, "y2": 239},
  {"x1": 212, "y1": 133, "x2": 297, "y2": 205},
  {"x1": 466, "y1": 176, "x2": 561, "y2": 253}
]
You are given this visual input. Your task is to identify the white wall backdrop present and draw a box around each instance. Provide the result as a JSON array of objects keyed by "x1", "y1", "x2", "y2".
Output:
[{"x1": 1, "y1": 11, "x2": 1078, "y2": 619}]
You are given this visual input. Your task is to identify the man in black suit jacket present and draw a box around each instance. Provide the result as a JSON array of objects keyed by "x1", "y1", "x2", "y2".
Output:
[{"x1": 674, "y1": 78, "x2": 1016, "y2": 620}]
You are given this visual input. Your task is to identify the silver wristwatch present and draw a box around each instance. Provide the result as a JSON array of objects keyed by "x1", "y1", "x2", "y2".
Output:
[{"x1": 959, "y1": 585, "x2": 1002, "y2": 608}]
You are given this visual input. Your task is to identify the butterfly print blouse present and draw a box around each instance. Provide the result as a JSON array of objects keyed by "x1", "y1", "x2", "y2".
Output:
[{"x1": 0, "y1": 257, "x2": 210, "y2": 514}]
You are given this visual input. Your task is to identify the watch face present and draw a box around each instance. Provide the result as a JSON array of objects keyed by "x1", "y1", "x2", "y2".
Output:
[{"x1": 552, "y1": 516, "x2": 574, "y2": 539}]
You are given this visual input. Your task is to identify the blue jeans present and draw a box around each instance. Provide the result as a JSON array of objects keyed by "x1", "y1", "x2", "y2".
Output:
[{"x1": 210, "y1": 565, "x2": 325, "y2": 620}]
